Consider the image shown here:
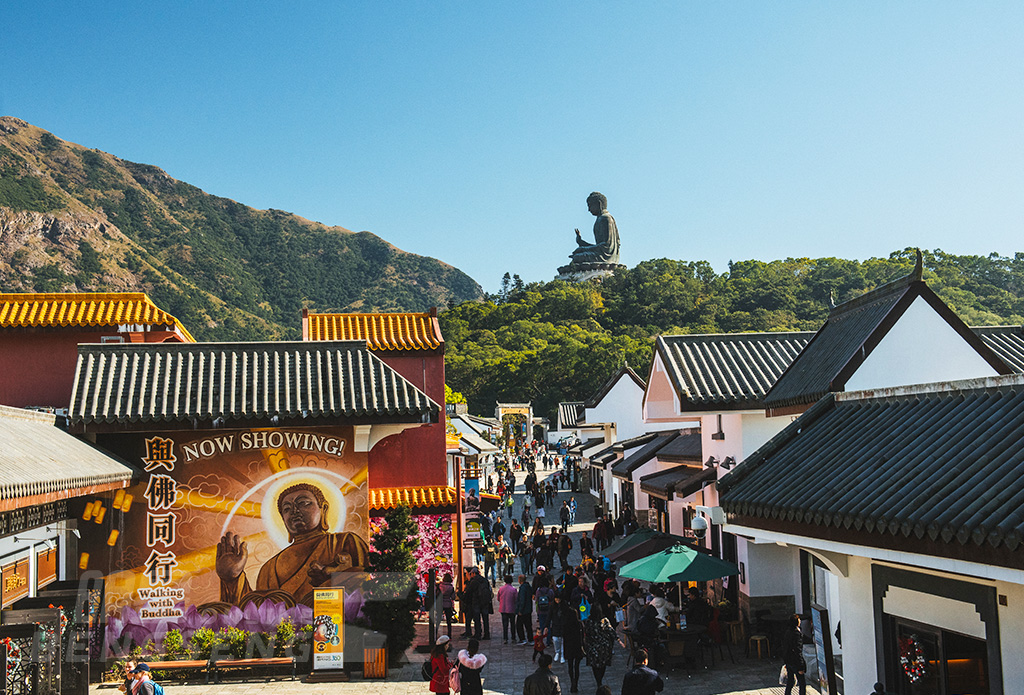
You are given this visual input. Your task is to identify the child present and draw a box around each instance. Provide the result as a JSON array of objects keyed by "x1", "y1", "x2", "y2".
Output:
[{"x1": 532, "y1": 627, "x2": 547, "y2": 662}]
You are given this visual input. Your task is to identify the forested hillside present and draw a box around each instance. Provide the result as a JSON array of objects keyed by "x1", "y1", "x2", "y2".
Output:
[
  {"x1": 0, "y1": 117, "x2": 483, "y2": 340},
  {"x1": 441, "y1": 250, "x2": 1024, "y2": 419}
]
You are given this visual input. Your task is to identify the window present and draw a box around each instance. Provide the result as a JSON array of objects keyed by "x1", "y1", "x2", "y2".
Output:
[{"x1": 894, "y1": 619, "x2": 989, "y2": 695}]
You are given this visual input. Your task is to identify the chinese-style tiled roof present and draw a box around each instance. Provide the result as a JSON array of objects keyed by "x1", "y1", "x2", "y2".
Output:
[
  {"x1": 0, "y1": 292, "x2": 195, "y2": 342},
  {"x1": 611, "y1": 430, "x2": 689, "y2": 480},
  {"x1": 640, "y1": 465, "x2": 716, "y2": 501},
  {"x1": 764, "y1": 273, "x2": 1012, "y2": 413},
  {"x1": 973, "y1": 326, "x2": 1024, "y2": 373},
  {"x1": 0, "y1": 405, "x2": 133, "y2": 507},
  {"x1": 370, "y1": 486, "x2": 457, "y2": 511},
  {"x1": 656, "y1": 431, "x2": 703, "y2": 462},
  {"x1": 656, "y1": 332, "x2": 813, "y2": 410},
  {"x1": 585, "y1": 364, "x2": 647, "y2": 408},
  {"x1": 69, "y1": 341, "x2": 439, "y2": 427},
  {"x1": 305, "y1": 311, "x2": 443, "y2": 350},
  {"x1": 568, "y1": 436, "x2": 604, "y2": 454},
  {"x1": 720, "y1": 375, "x2": 1024, "y2": 555},
  {"x1": 558, "y1": 402, "x2": 585, "y2": 429}
]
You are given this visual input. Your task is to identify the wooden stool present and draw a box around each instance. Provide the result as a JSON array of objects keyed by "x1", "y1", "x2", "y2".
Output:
[{"x1": 747, "y1": 634, "x2": 770, "y2": 659}]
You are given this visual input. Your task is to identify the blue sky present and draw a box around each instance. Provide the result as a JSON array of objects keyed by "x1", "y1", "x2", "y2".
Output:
[{"x1": 5, "y1": 2, "x2": 1024, "y2": 292}]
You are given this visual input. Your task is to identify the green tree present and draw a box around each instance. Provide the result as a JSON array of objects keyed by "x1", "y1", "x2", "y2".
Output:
[{"x1": 362, "y1": 505, "x2": 419, "y2": 665}]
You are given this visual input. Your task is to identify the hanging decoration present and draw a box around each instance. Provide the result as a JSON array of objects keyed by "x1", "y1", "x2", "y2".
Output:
[{"x1": 898, "y1": 634, "x2": 928, "y2": 682}]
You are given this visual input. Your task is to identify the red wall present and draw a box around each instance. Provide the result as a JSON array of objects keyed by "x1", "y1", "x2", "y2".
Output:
[
  {"x1": 368, "y1": 348, "x2": 448, "y2": 488},
  {"x1": 0, "y1": 330, "x2": 181, "y2": 409}
]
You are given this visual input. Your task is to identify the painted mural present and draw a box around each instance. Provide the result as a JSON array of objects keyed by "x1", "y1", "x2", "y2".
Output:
[{"x1": 80, "y1": 428, "x2": 368, "y2": 654}]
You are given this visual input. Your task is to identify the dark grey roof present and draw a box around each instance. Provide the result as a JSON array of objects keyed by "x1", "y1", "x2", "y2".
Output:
[
  {"x1": 0, "y1": 405, "x2": 133, "y2": 502},
  {"x1": 568, "y1": 436, "x2": 603, "y2": 454},
  {"x1": 585, "y1": 364, "x2": 647, "y2": 408},
  {"x1": 69, "y1": 341, "x2": 439, "y2": 427},
  {"x1": 558, "y1": 402, "x2": 585, "y2": 429},
  {"x1": 611, "y1": 430, "x2": 687, "y2": 480},
  {"x1": 657, "y1": 332, "x2": 813, "y2": 410},
  {"x1": 720, "y1": 375, "x2": 1024, "y2": 555},
  {"x1": 656, "y1": 431, "x2": 703, "y2": 461},
  {"x1": 640, "y1": 465, "x2": 716, "y2": 500},
  {"x1": 764, "y1": 274, "x2": 1012, "y2": 413},
  {"x1": 973, "y1": 326, "x2": 1024, "y2": 373}
]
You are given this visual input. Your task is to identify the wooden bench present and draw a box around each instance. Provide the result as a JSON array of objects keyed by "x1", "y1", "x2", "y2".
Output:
[
  {"x1": 145, "y1": 660, "x2": 209, "y2": 680},
  {"x1": 208, "y1": 656, "x2": 296, "y2": 683}
]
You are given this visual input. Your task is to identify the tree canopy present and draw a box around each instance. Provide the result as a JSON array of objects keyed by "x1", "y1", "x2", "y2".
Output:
[{"x1": 441, "y1": 249, "x2": 1024, "y2": 420}]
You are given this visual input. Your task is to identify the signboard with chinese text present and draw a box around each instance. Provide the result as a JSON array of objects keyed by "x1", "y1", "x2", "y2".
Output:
[
  {"x1": 1, "y1": 559, "x2": 29, "y2": 608},
  {"x1": 311, "y1": 588, "x2": 345, "y2": 670},
  {"x1": 37, "y1": 548, "x2": 57, "y2": 589},
  {"x1": 80, "y1": 427, "x2": 369, "y2": 655}
]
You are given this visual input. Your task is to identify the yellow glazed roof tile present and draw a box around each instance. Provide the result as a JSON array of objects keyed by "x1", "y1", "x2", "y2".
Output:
[
  {"x1": 369, "y1": 486, "x2": 457, "y2": 510},
  {"x1": 0, "y1": 292, "x2": 195, "y2": 342},
  {"x1": 307, "y1": 312, "x2": 443, "y2": 350}
]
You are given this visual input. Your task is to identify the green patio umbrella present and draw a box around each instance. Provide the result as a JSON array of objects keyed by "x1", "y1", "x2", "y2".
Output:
[
  {"x1": 607, "y1": 534, "x2": 702, "y2": 564},
  {"x1": 601, "y1": 526, "x2": 661, "y2": 558},
  {"x1": 617, "y1": 543, "x2": 740, "y2": 584}
]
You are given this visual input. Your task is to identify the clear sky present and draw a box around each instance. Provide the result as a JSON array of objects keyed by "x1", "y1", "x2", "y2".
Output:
[{"x1": 5, "y1": 2, "x2": 1024, "y2": 292}]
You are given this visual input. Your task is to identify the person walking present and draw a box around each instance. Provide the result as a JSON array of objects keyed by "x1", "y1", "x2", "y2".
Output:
[
  {"x1": 621, "y1": 648, "x2": 664, "y2": 695},
  {"x1": 535, "y1": 575, "x2": 555, "y2": 644},
  {"x1": 523, "y1": 653, "x2": 560, "y2": 695},
  {"x1": 516, "y1": 574, "x2": 535, "y2": 645},
  {"x1": 549, "y1": 595, "x2": 566, "y2": 663},
  {"x1": 439, "y1": 573, "x2": 457, "y2": 638},
  {"x1": 568, "y1": 497, "x2": 577, "y2": 525},
  {"x1": 509, "y1": 520, "x2": 523, "y2": 555},
  {"x1": 128, "y1": 664, "x2": 156, "y2": 695},
  {"x1": 429, "y1": 636, "x2": 454, "y2": 694},
  {"x1": 562, "y1": 601, "x2": 586, "y2": 693},
  {"x1": 782, "y1": 614, "x2": 807, "y2": 695},
  {"x1": 498, "y1": 575, "x2": 519, "y2": 644},
  {"x1": 519, "y1": 540, "x2": 535, "y2": 575},
  {"x1": 557, "y1": 531, "x2": 573, "y2": 571},
  {"x1": 457, "y1": 638, "x2": 488, "y2": 695},
  {"x1": 584, "y1": 606, "x2": 617, "y2": 689}
]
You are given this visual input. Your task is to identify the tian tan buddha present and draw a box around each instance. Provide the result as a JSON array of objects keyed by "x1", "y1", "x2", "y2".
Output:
[{"x1": 569, "y1": 191, "x2": 620, "y2": 265}]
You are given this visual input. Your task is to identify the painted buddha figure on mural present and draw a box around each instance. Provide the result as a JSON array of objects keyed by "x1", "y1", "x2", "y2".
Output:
[
  {"x1": 215, "y1": 482, "x2": 369, "y2": 607},
  {"x1": 569, "y1": 191, "x2": 620, "y2": 265}
]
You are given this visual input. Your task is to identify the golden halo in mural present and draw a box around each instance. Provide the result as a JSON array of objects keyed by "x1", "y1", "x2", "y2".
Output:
[
  {"x1": 220, "y1": 468, "x2": 358, "y2": 550},
  {"x1": 260, "y1": 471, "x2": 349, "y2": 549}
]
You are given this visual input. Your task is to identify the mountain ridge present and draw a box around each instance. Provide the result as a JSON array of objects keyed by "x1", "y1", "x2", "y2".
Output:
[{"x1": 0, "y1": 116, "x2": 483, "y2": 340}]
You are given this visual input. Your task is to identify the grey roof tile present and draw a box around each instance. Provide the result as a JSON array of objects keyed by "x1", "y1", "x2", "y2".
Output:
[
  {"x1": 720, "y1": 375, "x2": 1024, "y2": 553},
  {"x1": 657, "y1": 332, "x2": 812, "y2": 410},
  {"x1": 69, "y1": 341, "x2": 439, "y2": 426}
]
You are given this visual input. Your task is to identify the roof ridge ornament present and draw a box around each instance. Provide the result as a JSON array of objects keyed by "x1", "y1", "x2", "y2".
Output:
[{"x1": 914, "y1": 248, "x2": 923, "y2": 281}]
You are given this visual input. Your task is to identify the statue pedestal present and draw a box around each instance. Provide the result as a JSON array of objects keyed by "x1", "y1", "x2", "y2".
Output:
[{"x1": 555, "y1": 262, "x2": 625, "y2": 283}]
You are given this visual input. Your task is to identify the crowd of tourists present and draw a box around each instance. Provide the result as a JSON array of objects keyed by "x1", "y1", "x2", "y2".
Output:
[{"x1": 426, "y1": 445, "x2": 676, "y2": 695}]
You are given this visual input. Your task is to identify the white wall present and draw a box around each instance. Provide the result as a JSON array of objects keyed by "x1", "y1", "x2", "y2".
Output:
[
  {"x1": 643, "y1": 353, "x2": 681, "y2": 422},
  {"x1": 745, "y1": 541, "x2": 801, "y2": 597},
  {"x1": 587, "y1": 376, "x2": 647, "y2": 442},
  {"x1": 836, "y1": 556, "x2": 876, "y2": 694},
  {"x1": 998, "y1": 580, "x2": 1024, "y2": 694},
  {"x1": 845, "y1": 296, "x2": 999, "y2": 392}
]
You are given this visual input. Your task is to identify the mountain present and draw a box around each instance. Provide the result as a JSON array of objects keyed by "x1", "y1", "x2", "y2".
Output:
[{"x1": 0, "y1": 117, "x2": 483, "y2": 340}]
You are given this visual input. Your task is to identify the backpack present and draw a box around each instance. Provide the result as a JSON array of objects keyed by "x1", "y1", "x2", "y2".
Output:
[
  {"x1": 537, "y1": 591, "x2": 550, "y2": 611},
  {"x1": 449, "y1": 664, "x2": 461, "y2": 693},
  {"x1": 421, "y1": 659, "x2": 433, "y2": 681},
  {"x1": 150, "y1": 682, "x2": 165, "y2": 695}
]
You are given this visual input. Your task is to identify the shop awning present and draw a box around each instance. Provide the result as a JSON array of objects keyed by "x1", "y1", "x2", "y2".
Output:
[
  {"x1": 0, "y1": 405, "x2": 133, "y2": 511},
  {"x1": 640, "y1": 465, "x2": 716, "y2": 501}
]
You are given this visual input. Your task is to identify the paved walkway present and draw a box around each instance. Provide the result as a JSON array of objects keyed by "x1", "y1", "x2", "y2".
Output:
[{"x1": 95, "y1": 466, "x2": 820, "y2": 695}]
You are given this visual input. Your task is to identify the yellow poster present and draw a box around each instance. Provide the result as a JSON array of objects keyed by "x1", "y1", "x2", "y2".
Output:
[{"x1": 312, "y1": 588, "x2": 346, "y2": 670}]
